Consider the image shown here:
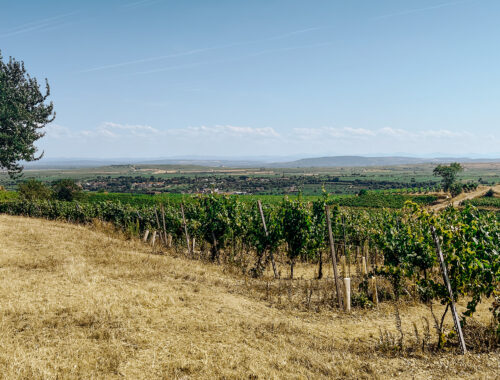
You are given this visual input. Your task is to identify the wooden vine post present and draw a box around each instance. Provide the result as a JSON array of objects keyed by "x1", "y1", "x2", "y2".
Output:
[
  {"x1": 430, "y1": 226, "x2": 467, "y2": 355},
  {"x1": 325, "y1": 205, "x2": 343, "y2": 309},
  {"x1": 369, "y1": 277, "x2": 378, "y2": 306},
  {"x1": 154, "y1": 208, "x2": 164, "y2": 246},
  {"x1": 362, "y1": 256, "x2": 368, "y2": 276},
  {"x1": 161, "y1": 205, "x2": 168, "y2": 246},
  {"x1": 151, "y1": 231, "x2": 157, "y2": 248},
  {"x1": 257, "y1": 200, "x2": 279, "y2": 279},
  {"x1": 180, "y1": 203, "x2": 191, "y2": 256}
]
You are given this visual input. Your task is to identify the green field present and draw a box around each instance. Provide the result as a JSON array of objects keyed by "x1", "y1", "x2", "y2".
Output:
[
  {"x1": 69, "y1": 191, "x2": 439, "y2": 209},
  {"x1": 2, "y1": 162, "x2": 499, "y2": 195}
]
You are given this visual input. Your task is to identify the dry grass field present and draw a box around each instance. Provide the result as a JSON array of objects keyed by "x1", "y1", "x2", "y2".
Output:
[{"x1": 0, "y1": 215, "x2": 498, "y2": 379}]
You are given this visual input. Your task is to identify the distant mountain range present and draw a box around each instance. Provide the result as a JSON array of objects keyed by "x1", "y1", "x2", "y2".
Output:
[{"x1": 23, "y1": 155, "x2": 500, "y2": 169}]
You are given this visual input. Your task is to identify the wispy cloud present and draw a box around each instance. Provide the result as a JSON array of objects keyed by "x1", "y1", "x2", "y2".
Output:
[
  {"x1": 123, "y1": 0, "x2": 164, "y2": 9},
  {"x1": 81, "y1": 47, "x2": 227, "y2": 73},
  {"x1": 46, "y1": 123, "x2": 280, "y2": 140},
  {"x1": 266, "y1": 27, "x2": 323, "y2": 41},
  {"x1": 0, "y1": 11, "x2": 79, "y2": 38},
  {"x1": 247, "y1": 42, "x2": 331, "y2": 58},
  {"x1": 81, "y1": 26, "x2": 323, "y2": 73},
  {"x1": 174, "y1": 125, "x2": 280, "y2": 138},
  {"x1": 291, "y1": 126, "x2": 474, "y2": 141},
  {"x1": 374, "y1": 0, "x2": 475, "y2": 20},
  {"x1": 135, "y1": 42, "x2": 331, "y2": 75}
]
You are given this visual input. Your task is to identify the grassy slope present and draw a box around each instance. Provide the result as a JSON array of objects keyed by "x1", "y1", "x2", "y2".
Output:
[{"x1": 0, "y1": 215, "x2": 497, "y2": 379}]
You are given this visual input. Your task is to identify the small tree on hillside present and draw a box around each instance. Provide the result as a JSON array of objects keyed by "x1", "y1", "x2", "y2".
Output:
[
  {"x1": 0, "y1": 51, "x2": 55, "y2": 177},
  {"x1": 433, "y1": 162, "x2": 463, "y2": 194},
  {"x1": 52, "y1": 179, "x2": 83, "y2": 201},
  {"x1": 18, "y1": 179, "x2": 52, "y2": 201}
]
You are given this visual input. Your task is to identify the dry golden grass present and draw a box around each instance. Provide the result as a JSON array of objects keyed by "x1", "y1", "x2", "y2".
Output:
[{"x1": 0, "y1": 215, "x2": 498, "y2": 379}]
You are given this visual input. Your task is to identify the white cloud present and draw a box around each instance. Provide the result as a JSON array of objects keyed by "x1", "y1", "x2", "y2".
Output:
[
  {"x1": 44, "y1": 124, "x2": 73, "y2": 138},
  {"x1": 291, "y1": 126, "x2": 475, "y2": 141},
  {"x1": 169, "y1": 125, "x2": 280, "y2": 138},
  {"x1": 41, "y1": 122, "x2": 499, "y2": 158},
  {"x1": 46, "y1": 122, "x2": 162, "y2": 139},
  {"x1": 292, "y1": 127, "x2": 376, "y2": 140}
]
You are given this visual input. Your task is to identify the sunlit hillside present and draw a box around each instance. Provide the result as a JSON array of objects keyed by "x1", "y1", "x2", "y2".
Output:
[{"x1": 0, "y1": 215, "x2": 497, "y2": 379}]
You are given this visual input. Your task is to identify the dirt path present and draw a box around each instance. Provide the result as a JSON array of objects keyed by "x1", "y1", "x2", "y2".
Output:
[{"x1": 429, "y1": 184, "x2": 500, "y2": 212}]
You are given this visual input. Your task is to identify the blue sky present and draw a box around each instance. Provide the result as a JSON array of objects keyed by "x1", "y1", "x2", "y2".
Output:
[{"x1": 1, "y1": 0, "x2": 499, "y2": 159}]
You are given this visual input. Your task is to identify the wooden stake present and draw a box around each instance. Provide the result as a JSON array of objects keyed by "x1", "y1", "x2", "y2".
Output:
[
  {"x1": 362, "y1": 256, "x2": 368, "y2": 276},
  {"x1": 180, "y1": 203, "x2": 191, "y2": 256},
  {"x1": 356, "y1": 246, "x2": 361, "y2": 274},
  {"x1": 258, "y1": 200, "x2": 279, "y2": 279},
  {"x1": 343, "y1": 277, "x2": 351, "y2": 312},
  {"x1": 192, "y1": 237, "x2": 196, "y2": 253},
  {"x1": 370, "y1": 277, "x2": 378, "y2": 306},
  {"x1": 366, "y1": 251, "x2": 371, "y2": 272},
  {"x1": 431, "y1": 226, "x2": 467, "y2": 355},
  {"x1": 154, "y1": 208, "x2": 164, "y2": 245},
  {"x1": 167, "y1": 234, "x2": 172, "y2": 248},
  {"x1": 151, "y1": 230, "x2": 157, "y2": 247},
  {"x1": 340, "y1": 255, "x2": 346, "y2": 278},
  {"x1": 143, "y1": 229, "x2": 150, "y2": 243},
  {"x1": 161, "y1": 205, "x2": 168, "y2": 246},
  {"x1": 325, "y1": 205, "x2": 343, "y2": 309},
  {"x1": 347, "y1": 246, "x2": 351, "y2": 278}
]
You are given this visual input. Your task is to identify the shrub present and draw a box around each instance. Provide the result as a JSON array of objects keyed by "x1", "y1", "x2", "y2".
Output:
[
  {"x1": 52, "y1": 179, "x2": 84, "y2": 201},
  {"x1": 485, "y1": 188, "x2": 496, "y2": 198},
  {"x1": 18, "y1": 179, "x2": 52, "y2": 201},
  {"x1": 449, "y1": 183, "x2": 463, "y2": 197}
]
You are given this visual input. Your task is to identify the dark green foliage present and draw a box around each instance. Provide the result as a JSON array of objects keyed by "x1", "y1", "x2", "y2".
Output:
[
  {"x1": 196, "y1": 194, "x2": 238, "y2": 262},
  {"x1": 247, "y1": 201, "x2": 282, "y2": 277},
  {"x1": 18, "y1": 179, "x2": 51, "y2": 201},
  {"x1": 433, "y1": 163, "x2": 463, "y2": 193},
  {"x1": 464, "y1": 196, "x2": 500, "y2": 209},
  {"x1": 484, "y1": 188, "x2": 495, "y2": 197},
  {"x1": 449, "y1": 183, "x2": 463, "y2": 197},
  {"x1": 309, "y1": 190, "x2": 329, "y2": 278},
  {"x1": 332, "y1": 193, "x2": 437, "y2": 208},
  {"x1": 280, "y1": 195, "x2": 313, "y2": 278},
  {"x1": 358, "y1": 189, "x2": 368, "y2": 196},
  {"x1": 378, "y1": 202, "x2": 500, "y2": 331},
  {"x1": 52, "y1": 179, "x2": 83, "y2": 201},
  {"x1": 462, "y1": 182, "x2": 478, "y2": 193},
  {"x1": 84, "y1": 191, "x2": 437, "y2": 209},
  {"x1": 0, "y1": 52, "x2": 55, "y2": 177}
]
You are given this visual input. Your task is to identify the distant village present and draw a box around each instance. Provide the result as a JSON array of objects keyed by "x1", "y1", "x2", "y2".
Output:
[{"x1": 79, "y1": 174, "x2": 433, "y2": 195}]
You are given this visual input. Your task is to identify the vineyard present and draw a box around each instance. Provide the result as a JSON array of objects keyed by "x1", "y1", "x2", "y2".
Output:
[
  {"x1": 85, "y1": 191, "x2": 439, "y2": 208},
  {"x1": 0, "y1": 190, "x2": 498, "y2": 353},
  {"x1": 463, "y1": 197, "x2": 500, "y2": 209}
]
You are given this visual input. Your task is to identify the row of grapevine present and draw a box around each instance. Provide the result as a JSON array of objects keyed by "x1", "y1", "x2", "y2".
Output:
[{"x1": 0, "y1": 194, "x2": 498, "y2": 329}]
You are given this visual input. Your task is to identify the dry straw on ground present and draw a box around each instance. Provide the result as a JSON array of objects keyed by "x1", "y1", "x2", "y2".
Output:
[{"x1": 0, "y1": 215, "x2": 497, "y2": 379}]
